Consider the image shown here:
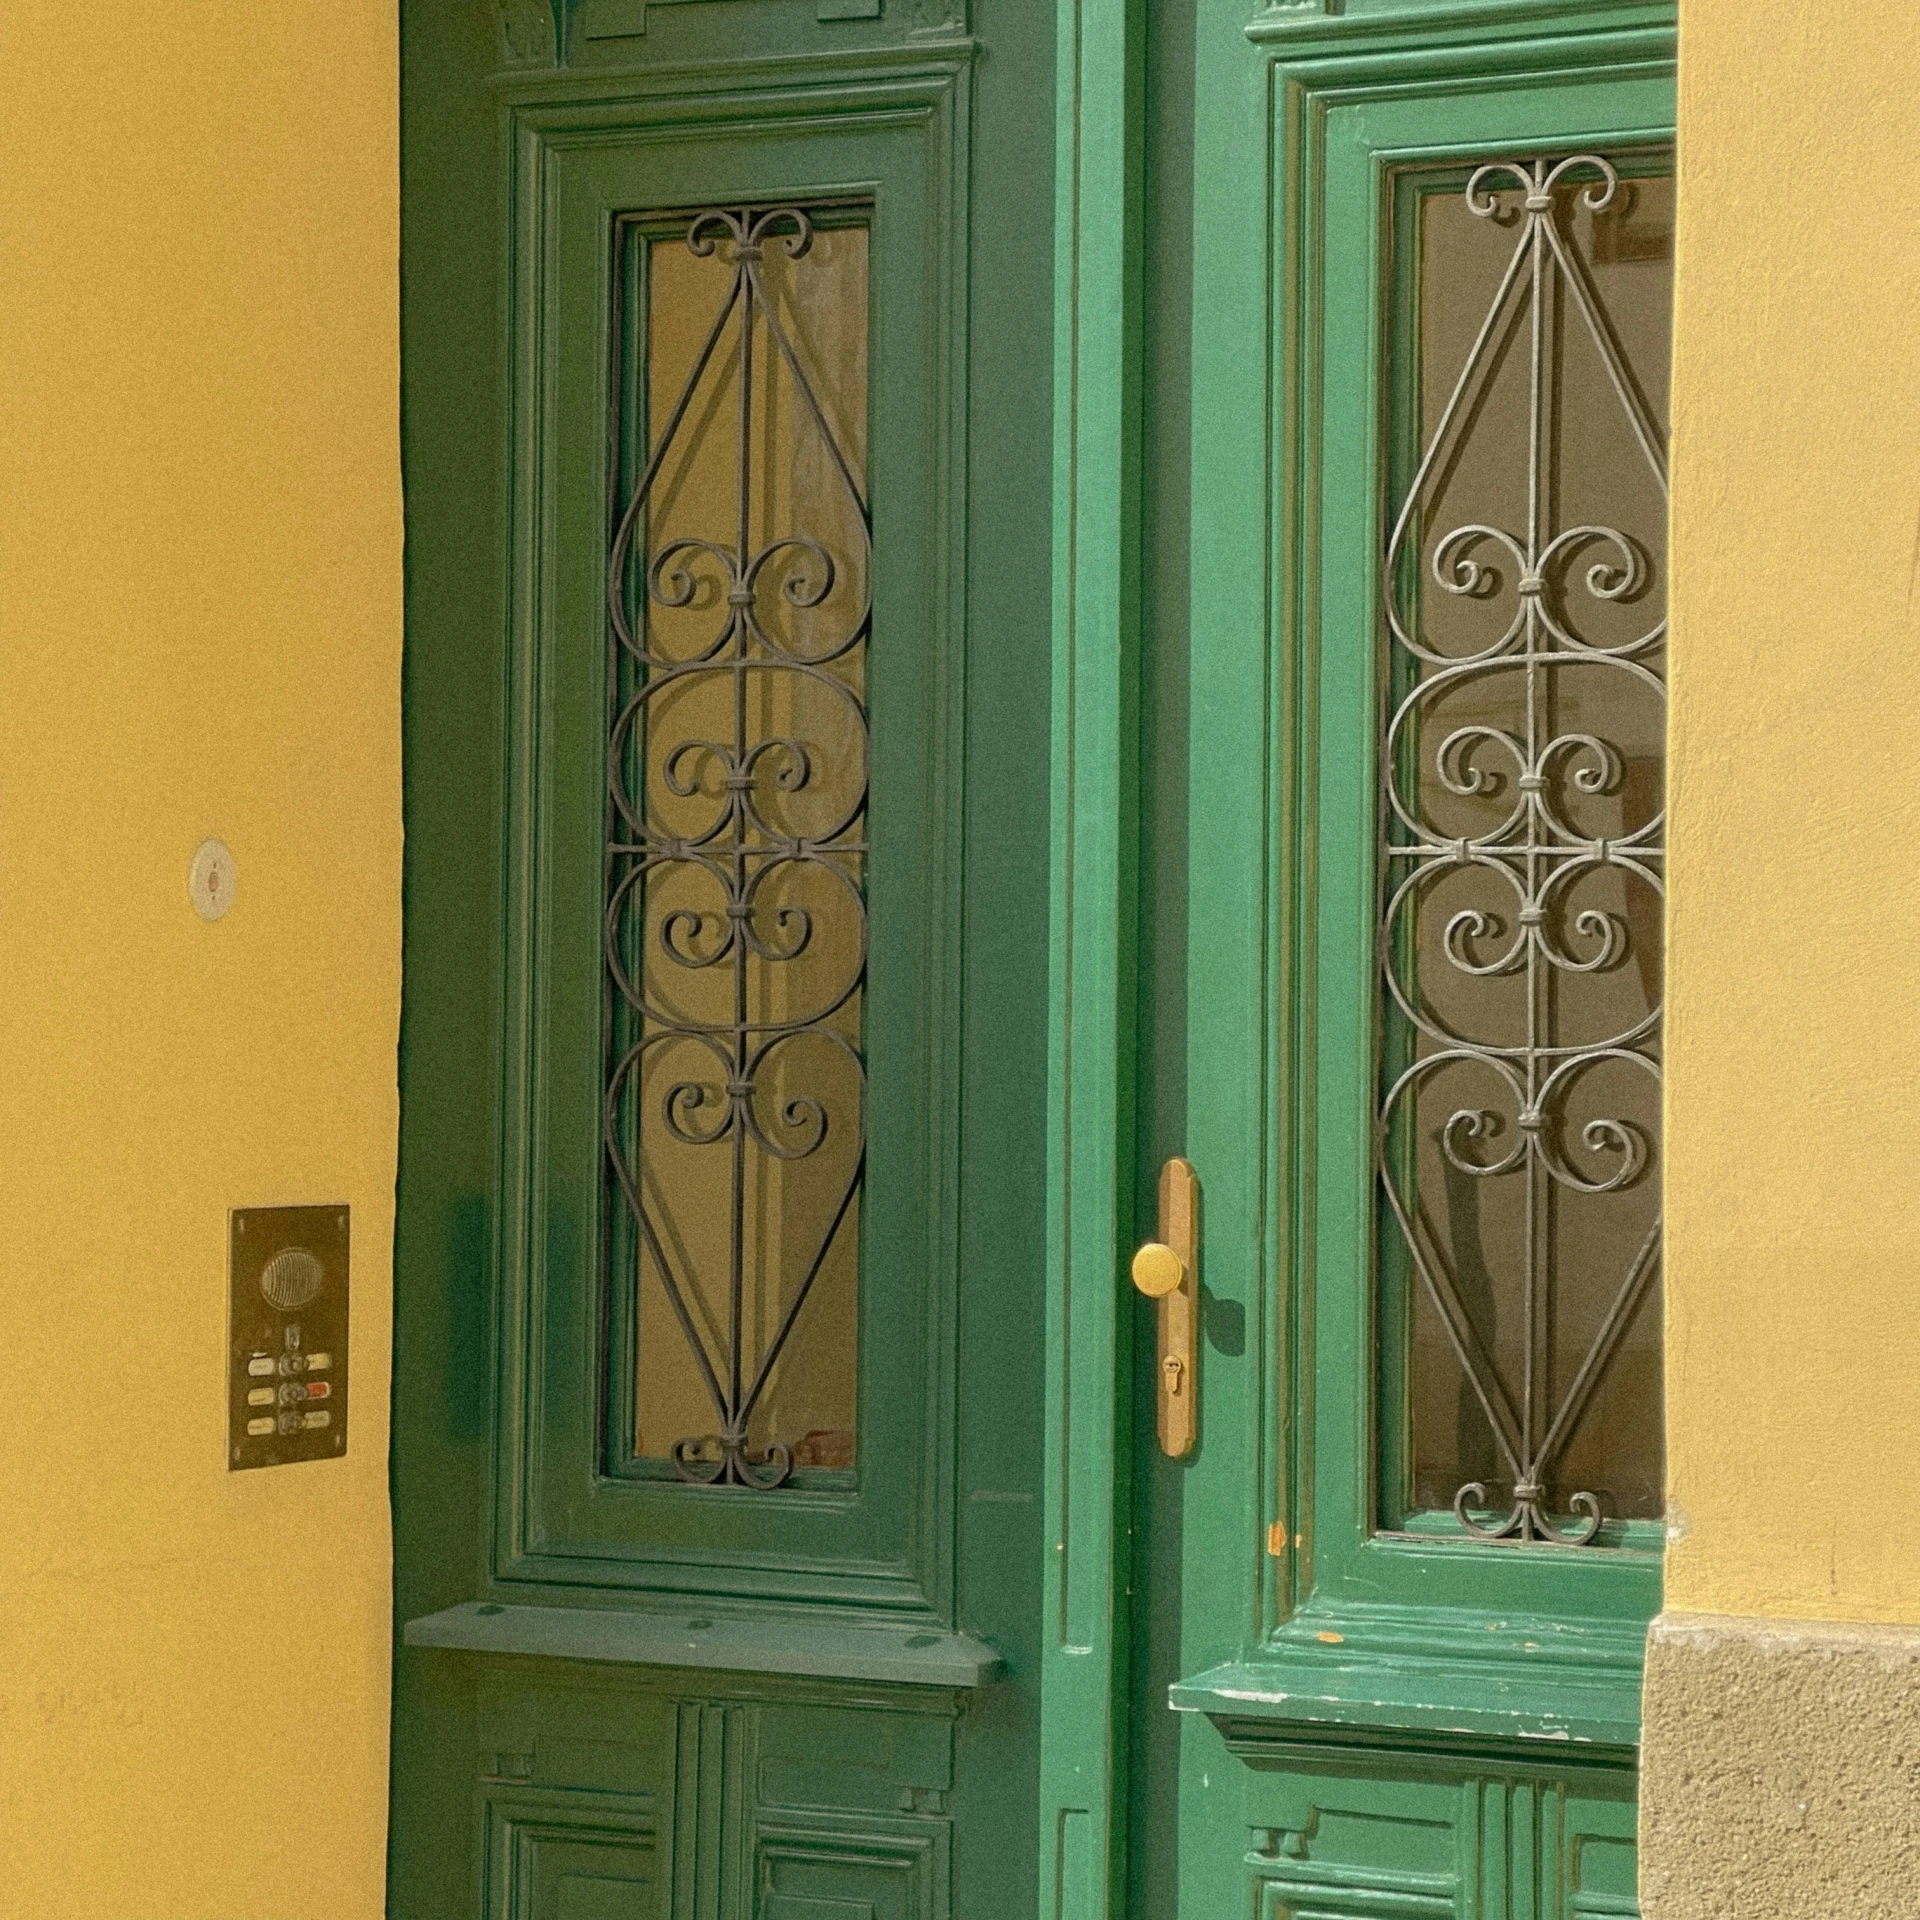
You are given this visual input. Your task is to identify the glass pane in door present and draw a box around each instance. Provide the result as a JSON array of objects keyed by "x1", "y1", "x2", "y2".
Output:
[
  {"x1": 605, "y1": 208, "x2": 870, "y2": 1489},
  {"x1": 1379, "y1": 158, "x2": 1673, "y2": 1541}
]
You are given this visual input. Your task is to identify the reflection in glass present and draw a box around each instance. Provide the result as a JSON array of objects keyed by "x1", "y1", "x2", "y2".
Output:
[
  {"x1": 606, "y1": 209, "x2": 869, "y2": 1488},
  {"x1": 1380, "y1": 158, "x2": 1671, "y2": 1541}
]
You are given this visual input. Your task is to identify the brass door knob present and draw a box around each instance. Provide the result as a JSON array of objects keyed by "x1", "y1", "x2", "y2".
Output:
[{"x1": 1131, "y1": 1241, "x2": 1185, "y2": 1299}]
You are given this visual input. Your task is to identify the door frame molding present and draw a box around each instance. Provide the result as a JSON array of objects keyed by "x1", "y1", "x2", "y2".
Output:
[{"x1": 1038, "y1": 3, "x2": 1145, "y2": 1916}]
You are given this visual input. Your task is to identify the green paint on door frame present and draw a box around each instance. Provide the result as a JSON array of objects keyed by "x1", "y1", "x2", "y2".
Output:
[{"x1": 1039, "y1": 2, "x2": 1145, "y2": 1915}]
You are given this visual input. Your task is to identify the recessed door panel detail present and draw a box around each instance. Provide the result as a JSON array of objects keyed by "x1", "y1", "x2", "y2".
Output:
[
  {"x1": 755, "y1": 1819, "x2": 946, "y2": 1920},
  {"x1": 1243, "y1": 1763, "x2": 1639, "y2": 1920},
  {"x1": 495, "y1": 0, "x2": 966, "y2": 70},
  {"x1": 485, "y1": 1798, "x2": 659, "y2": 1920},
  {"x1": 1379, "y1": 152, "x2": 1672, "y2": 1545},
  {"x1": 606, "y1": 206, "x2": 871, "y2": 1490},
  {"x1": 475, "y1": 1671, "x2": 955, "y2": 1920}
]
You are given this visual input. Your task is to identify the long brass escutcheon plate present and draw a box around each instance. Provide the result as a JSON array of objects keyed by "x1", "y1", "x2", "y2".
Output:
[{"x1": 1142, "y1": 1157, "x2": 1199, "y2": 1458}]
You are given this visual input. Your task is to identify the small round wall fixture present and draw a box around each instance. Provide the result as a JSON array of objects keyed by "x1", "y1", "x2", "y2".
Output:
[{"x1": 189, "y1": 838, "x2": 237, "y2": 922}]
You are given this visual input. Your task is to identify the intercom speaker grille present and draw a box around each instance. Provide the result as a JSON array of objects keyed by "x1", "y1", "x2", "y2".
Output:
[{"x1": 260, "y1": 1247, "x2": 324, "y2": 1312}]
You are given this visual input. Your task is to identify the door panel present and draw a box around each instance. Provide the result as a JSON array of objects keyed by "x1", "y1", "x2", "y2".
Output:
[
  {"x1": 1242, "y1": 1759, "x2": 1640, "y2": 1918},
  {"x1": 1129, "y1": 3, "x2": 1675, "y2": 1916},
  {"x1": 394, "y1": 4, "x2": 1054, "y2": 1916}
]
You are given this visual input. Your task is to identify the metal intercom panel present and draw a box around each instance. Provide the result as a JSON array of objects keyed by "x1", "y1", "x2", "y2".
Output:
[{"x1": 228, "y1": 1205, "x2": 349, "y2": 1470}]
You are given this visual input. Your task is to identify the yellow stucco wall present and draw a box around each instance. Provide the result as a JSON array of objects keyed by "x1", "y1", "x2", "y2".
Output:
[
  {"x1": 0, "y1": 7, "x2": 400, "y2": 1916},
  {"x1": 1666, "y1": 0, "x2": 1920, "y2": 1625}
]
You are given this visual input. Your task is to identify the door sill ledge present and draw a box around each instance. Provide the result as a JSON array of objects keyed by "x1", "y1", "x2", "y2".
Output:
[
  {"x1": 402, "y1": 1601, "x2": 1004, "y2": 1690},
  {"x1": 1172, "y1": 1633, "x2": 1642, "y2": 1762}
]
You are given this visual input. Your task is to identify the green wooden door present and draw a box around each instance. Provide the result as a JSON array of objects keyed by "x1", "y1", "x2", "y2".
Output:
[
  {"x1": 1063, "y1": 2, "x2": 1676, "y2": 1915},
  {"x1": 396, "y1": 3, "x2": 1674, "y2": 1916},
  {"x1": 392, "y1": 5, "x2": 1058, "y2": 1917}
]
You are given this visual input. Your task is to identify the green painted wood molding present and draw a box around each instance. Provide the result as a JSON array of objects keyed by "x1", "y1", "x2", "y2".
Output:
[
  {"x1": 1244, "y1": 0, "x2": 1673, "y2": 45},
  {"x1": 1172, "y1": 1644, "x2": 1641, "y2": 1757},
  {"x1": 1039, "y1": 0, "x2": 1145, "y2": 1915},
  {"x1": 483, "y1": 58, "x2": 972, "y2": 1619},
  {"x1": 1173, "y1": 1597, "x2": 1646, "y2": 1758},
  {"x1": 404, "y1": 1603, "x2": 1003, "y2": 1689}
]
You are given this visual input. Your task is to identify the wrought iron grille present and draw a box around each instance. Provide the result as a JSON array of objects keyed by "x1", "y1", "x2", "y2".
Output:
[
  {"x1": 1379, "y1": 156, "x2": 1668, "y2": 1545},
  {"x1": 604, "y1": 206, "x2": 870, "y2": 1490}
]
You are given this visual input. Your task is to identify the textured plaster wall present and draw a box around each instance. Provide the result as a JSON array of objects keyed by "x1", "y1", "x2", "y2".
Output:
[
  {"x1": 0, "y1": 7, "x2": 401, "y2": 1918},
  {"x1": 1642, "y1": 1615, "x2": 1920, "y2": 1916},
  {"x1": 1665, "y1": 0, "x2": 1920, "y2": 1624}
]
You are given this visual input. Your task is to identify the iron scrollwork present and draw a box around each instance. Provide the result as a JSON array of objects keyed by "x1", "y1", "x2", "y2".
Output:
[
  {"x1": 605, "y1": 206, "x2": 869, "y2": 1489},
  {"x1": 1380, "y1": 157, "x2": 1666, "y2": 1545}
]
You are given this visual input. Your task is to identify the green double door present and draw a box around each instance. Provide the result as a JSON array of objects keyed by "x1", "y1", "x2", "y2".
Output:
[{"x1": 393, "y1": 3, "x2": 1674, "y2": 1917}]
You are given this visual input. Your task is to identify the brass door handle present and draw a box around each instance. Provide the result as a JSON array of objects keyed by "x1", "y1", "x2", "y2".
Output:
[
  {"x1": 1131, "y1": 1157, "x2": 1198, "y2": 1457},
  {"x1": 1131, "y1": 1241, "x2": 1184, "y2": 1297}
]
